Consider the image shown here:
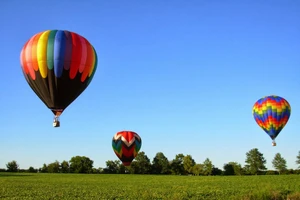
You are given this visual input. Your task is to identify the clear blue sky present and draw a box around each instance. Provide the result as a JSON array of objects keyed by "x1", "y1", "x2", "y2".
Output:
[{"x1": 0, "y1": 0, "x2": 299, "y2": 170}]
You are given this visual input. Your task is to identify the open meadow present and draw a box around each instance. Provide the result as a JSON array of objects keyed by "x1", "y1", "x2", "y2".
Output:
[{"x1": 0, "y1": 173, "x2": 300, "y2": 200}]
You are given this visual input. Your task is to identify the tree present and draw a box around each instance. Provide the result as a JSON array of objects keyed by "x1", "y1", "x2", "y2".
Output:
[
  {"x1": 92, "y1": 167, "x2": 103, "y2": 174},
  {"x1": 92, "y1": 168, "x2": 101, "y2": 174},
  {"x1": 296, "y1": 151, "x2": 300, "y2": 169},
  {"x1": 152, "y1": 152, "x2": 170, "y2": 174},
  {"x1": 69, "y1": 156, "x2": 94, "y2": 173},
  {"x1": 183, "y1": 155, "x2": 195, "y2": 174},
  {"x1": 202, "y1": 158, "x2": 213, "y2": 176},
  {"x1": 129, "y1": 151, "x2": 151, "y2": 174},
  {"x1": 265, "y1": 170, "x2": 279, "y2": 175},
  {"x1": 119, "y1": 163, "x2": 126, "y2": 174},
  {"x1": 40, "y1": 163, "x2": 48, "y2": 173},
  {"x1": 233, "y1": 163, "x2": 243, "y2": 175},
  {"x1": 47, "y1": 161, "x2": 60, "y2": 173},
  {"x1": 0, "y1": 168, "x2": 6, "y2": 172},
  {"x1": 245, "y1": 148, "x2": 267, "y2": 175},
  {"x1": 28, "y1": 166, "x2": 38, "y2": 173},
  {"x1": 223, "y1": 163, "x2": 234, "y2": 175},
  {"x1": 170, "y1": 154, "x2": 185, "y2": 175},
  {"x1": 272, "y1": 153, "x2": 287, "y2": 174},
  {"x1": 6, "y1": 160, "x2": 19, "y2": 172},
  {"x1": 211, "y1": 167, "x2": 223, "y2": 175},
  {"x1": 104, "y1": 160, "x2": 121, "y2": 174},
  {"x1": 287, "y1": 169, "x2": 294, "y2": 175},
  {"x1": 192, "y1": 164, "x2": 203, "y2": 176},
  {"x1": 61, "y1": 160, "x2": 70, "y2": 173},
  {"x1": 223, "y1": 162, "x2": 243, "y2": 175}
]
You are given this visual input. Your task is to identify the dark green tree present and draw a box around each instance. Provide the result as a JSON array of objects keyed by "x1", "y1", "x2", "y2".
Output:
[
  {"x1": 224, "y1": 162, "x2": 243, "y2": 175},
  {"x1": 272, "y1": 153, "x2": 287, "y2": 174},
  {"x1": 97, "y1": 167, "x2": 104, "y2": 174},
  {"x1": 47, "y1": 161, "x2": 60, "y2": 173},
  {"x1": 91, "y1": 167, "x2": 103, "y2": 174},
  {"x1": 60, "y1": 160, "x2": 70, "y2": 173},
  {"x1": 183, "y1": 155, "x2": 195, "y2": 174},
  {"x1": 119, "y1": 163, "x2": 126, "y2": 174},
  {"x1": 129, "y1": 151, "x2": 151, "y2": 174},
  {"x1": 245, "y1": 148, "x2": 267, "y2": 175},
  {"x1": 223, "y1": 163, "x2": 234, "y2": 175},
  {"x1": 6, "y1": 160, "x2": 19, "y2": 172},
  {"x1": 69, "y1": 156, "x2": 93, "y2": 173},
  {"x1": 40, "y1": 163, "x2": 48, "y2": 173},
  {"x1": 104, "y1": 160, "x2": 122, "y2": 174},
  {"x1": 212, "y1": 167, "x2": 223, "y2": 175},
  {"x1": 152, "y1": 152, "x2": 170, "y2": 174},
  {"x1": 170, "y1": 154, "x2": 185, "y2": 175},
  {"x1": 28, "y1": 166, "x2": 38, "y2": 173}
]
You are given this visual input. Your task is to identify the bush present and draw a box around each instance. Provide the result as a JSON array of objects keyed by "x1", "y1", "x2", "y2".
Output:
[{"x1": 265, "y1": 170, "x2": 279, "y2": 175}]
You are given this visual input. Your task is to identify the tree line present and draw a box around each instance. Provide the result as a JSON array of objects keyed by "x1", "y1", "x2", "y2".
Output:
[{"x1": 2, "y1": 149, "x2": 300, "y2": 176}]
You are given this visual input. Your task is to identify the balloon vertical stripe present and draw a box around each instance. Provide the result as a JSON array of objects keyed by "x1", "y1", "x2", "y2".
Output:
[
  {"x1": 46, "y1": 30, "x2": 56, "y2": 70},
  {"x1": 31, "y1": 33, "x2": 42, "y2": 72},
  {"x1": 87, "y1": 47, "x2": 97, "y2": 85},
  {"x1": 37, "y1": 31, "x2": 50, "y2": 78},
  {"x1": 79, "y1": 36, "x2": 87, "y2": 73},
  {"x1": 81, "y1": 41, "x2": 94, "y2": 82},
  {"x1": 69, "y1": 32, "x2": 82, "y2": 79},
  {"x1": 25, "y1": 36, "x2": 36, "y2": 80},
  {"x1": 53, "y1": 30, "x2": 66, "y2": 77},
  {"x1": 89, "y1": 47, "x2": 97, "y2": 77},
  {"x1": 63, "y1": 31, "x2": 72, "y2": 71}
]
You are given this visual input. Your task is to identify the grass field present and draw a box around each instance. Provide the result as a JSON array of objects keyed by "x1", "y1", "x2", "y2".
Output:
[{"x1": 0, "y1": 173, "x2": 300, "y2": 200}]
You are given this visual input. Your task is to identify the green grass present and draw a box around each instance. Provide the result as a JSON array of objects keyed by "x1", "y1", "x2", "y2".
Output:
[{"x1": 0, "y1": 173, "x2": 300, "y2": 200}]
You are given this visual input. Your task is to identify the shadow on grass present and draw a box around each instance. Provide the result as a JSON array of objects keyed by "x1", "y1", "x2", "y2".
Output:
[{"x1": 0, "y1": 173, "x2": 34, "y2": 177}]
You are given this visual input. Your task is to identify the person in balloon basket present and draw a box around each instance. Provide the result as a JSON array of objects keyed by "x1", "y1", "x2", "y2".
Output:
[{"x1": 53, "y1": 117, "x2": 60, "y2": 127}]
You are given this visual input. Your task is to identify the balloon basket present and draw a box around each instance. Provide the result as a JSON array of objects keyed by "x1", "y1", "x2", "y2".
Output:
[
  {"x1": 272, "y1": 141, "x2": 276, "y2": 146},
  {"x1": 53, "y1": 117, "x2": 60, "y2": 127}
]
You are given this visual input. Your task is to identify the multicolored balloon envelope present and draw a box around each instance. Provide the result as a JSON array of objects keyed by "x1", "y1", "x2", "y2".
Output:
[
  {"x1": 20, "y1": 30, "x2": 98, "y2": 127},
  {"x1": 112, "y1": 131, "x2": 142, "y2": 166},
  {"x1": 252, "y1": 95, "x2": 291, "y2": 146}
]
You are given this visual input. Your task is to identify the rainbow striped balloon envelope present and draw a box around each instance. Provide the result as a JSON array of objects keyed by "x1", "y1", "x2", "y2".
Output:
[
  {"x1": 112, "y1": 131, "x2": 142, "y2": 166},
  {"x1": 252, "y1": 95, "x2": 291, "y2": 144},
  {"x1": 20, "y1": 30, "x2": 98, "y2": 126}
]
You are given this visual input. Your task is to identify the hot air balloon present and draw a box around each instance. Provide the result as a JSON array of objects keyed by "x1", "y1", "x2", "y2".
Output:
[
  {"x1": 252, "y1": 95, "x2": 291, "y2": 146},
  {"x1": 112, "y1": 131, "x2": 142, "y2": 166},
  {"x1": 20, "y1": 30, "x2": 97, "y2": 127}
]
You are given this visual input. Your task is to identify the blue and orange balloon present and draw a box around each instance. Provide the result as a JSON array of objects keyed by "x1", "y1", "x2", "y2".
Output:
[
  {"x1": 112, "y1": 131, "x2": 142, "y2": 166},
  {"x1": 252, "y1": 95, "x2": 291, "y2": 146},
  {"x1": 20, "y1": 30, "x2": 98, "y2": 127}
]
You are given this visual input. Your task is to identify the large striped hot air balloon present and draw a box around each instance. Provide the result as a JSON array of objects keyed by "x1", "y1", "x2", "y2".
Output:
[
  {"x1": 112, "y1": 131, "x2": 142, "y2": 166},
  {"x1": 252, "y1": 95, "x2": 291, "y2": 146},
  {"x1": 20, "y1": 30, "x2": 98, "y2": 127}
]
